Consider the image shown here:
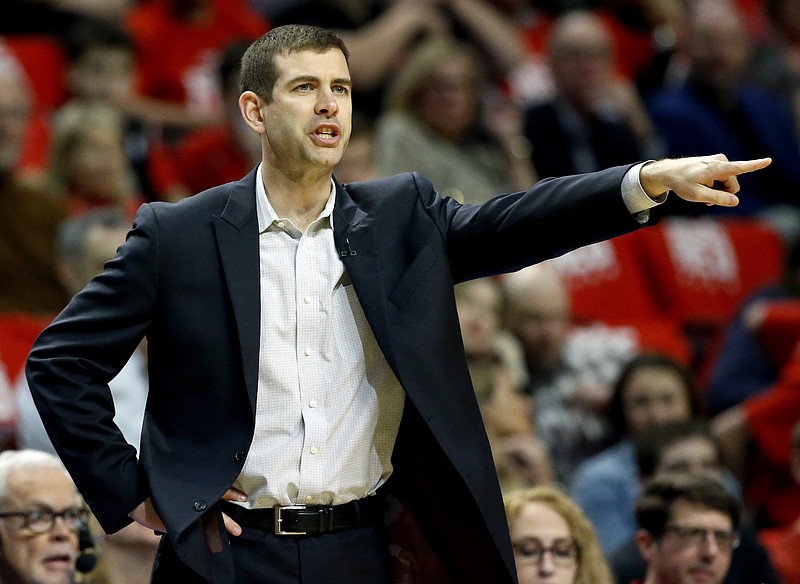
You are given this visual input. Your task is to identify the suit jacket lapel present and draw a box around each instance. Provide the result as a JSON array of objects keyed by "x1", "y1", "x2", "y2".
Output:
[
  {"x1": 213, "y1": 172, "x2": 260, "y2": 414},
  {"x1": 333, "y1": 182, "x2": 399, "y2": 373}
]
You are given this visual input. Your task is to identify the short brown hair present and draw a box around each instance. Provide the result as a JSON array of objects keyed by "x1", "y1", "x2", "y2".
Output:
[
  {"x1": 239, "y1": 24, "x2": 349, "y2": 102},
  {"x1": 635, "y1": 473, "x2": 740, "y2": 539}
]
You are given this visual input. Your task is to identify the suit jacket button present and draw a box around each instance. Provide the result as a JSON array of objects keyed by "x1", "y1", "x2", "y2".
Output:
[
  {"x1": 194, "y1": 501, "x2": 207, "y2": 512},
  {"x1": 234, "y1": 450, "x2": 245, "y2": 462}
]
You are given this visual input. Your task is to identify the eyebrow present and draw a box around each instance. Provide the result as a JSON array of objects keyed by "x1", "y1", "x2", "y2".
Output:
[{"x1": 287, "y1": 75, "x2": 352, "y2": 87}]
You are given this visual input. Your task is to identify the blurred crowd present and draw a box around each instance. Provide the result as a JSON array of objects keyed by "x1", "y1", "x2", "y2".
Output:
[{"x1": 2, "y1": 0, "x2": 800, "y2": 582}]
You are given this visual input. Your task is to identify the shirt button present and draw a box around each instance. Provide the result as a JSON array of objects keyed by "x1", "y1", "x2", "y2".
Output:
[
  {"x1": 309, "y1": 400, "x2": 317, "y2": 408},
  {"x1": 276, "y1": 221, "x2": 285, "y2": 228},
  {"x1": 194, "y1": 501, "x2": 207, "y2": 512},
  {"x1": 304, "y1": 295, "x2": 312, "y2": 304},
  {"x1": 310, "y1": 447, "x2": 318, "y2": 455},
  {"x1": 305, "y1": 347, "x2": 312, "y2": 356},
  {"x1": 234, "y1": 450, "x2": 246, "y2": 462},
  {"x1": 305, "y1": 495, "x2": 313, "y2": 503}
]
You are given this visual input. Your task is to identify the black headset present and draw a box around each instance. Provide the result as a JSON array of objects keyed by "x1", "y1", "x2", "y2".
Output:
[{"x1": 75, "y1": 521, "x2": 97, "y2": 574}]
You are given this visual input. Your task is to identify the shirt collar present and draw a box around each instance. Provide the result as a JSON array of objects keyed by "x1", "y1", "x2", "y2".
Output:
[{"x1": 255, "y1": 163, "x2": 336, "y2": 233}]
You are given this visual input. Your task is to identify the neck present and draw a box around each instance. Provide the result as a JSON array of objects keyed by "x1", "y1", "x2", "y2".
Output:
[{"x1": 262, "y1": 165, "x2": 333, "y2": 232}]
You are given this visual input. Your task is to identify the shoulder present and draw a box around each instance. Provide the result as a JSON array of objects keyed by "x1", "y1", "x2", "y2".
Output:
[
  {"x1": 573, "y1": 441, "x2": 635, "y2": 481},
  {"x1": 340, "y1": 172, "x2": 436, "y2": 207}
]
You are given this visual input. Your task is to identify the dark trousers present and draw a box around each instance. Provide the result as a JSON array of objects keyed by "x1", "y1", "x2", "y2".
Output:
[{"x1": 151, "y1": 523, "x2": 391, "y2": 584}]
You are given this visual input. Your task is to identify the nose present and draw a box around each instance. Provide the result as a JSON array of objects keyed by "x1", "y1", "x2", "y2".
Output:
[
  {"x1": 699, "y1": 531, "x2": 721, "y2": 557},
  {"x1": 537, "y1": 550, "x2": 557, "y2": 576},
  {"x1": 315, "y1": 87, "x2": 339, "y2": 117}
]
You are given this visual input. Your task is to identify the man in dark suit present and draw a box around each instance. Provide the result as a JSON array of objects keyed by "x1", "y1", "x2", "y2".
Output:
[{"x1": 26, "y1": 24, "x2": 771, "y2": 584}]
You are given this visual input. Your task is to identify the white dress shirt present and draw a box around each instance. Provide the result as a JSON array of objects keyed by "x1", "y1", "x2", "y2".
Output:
[{"x1": 233, "y1": 165, "x2": 405, "y2": 508}]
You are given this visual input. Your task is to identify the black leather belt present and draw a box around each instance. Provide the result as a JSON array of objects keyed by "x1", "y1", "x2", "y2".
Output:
[{"x1": 220, "y1": 497, "x2": 383, "y2": 535}]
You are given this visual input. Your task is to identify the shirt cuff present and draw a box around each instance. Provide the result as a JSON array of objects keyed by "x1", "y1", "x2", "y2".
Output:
[{"x1": 622, "y1": 161, "x2": 669, "y2": 224}]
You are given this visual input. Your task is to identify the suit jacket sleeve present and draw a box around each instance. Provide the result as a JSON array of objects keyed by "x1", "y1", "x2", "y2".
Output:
[{"x1": 26, "y1": 204, "x2": 159, "y2": 533}]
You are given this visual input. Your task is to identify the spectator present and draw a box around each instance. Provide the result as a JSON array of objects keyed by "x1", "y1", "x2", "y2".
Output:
[
  {"x1": 0, "y1": 449, "x2": 88, "y2": 584},
  {"x1": 522, "y1": 10, "x2": 663, "y2": 179},
  {"x1": 62, "y1": 17, "x2": 186, "y2": 202},
  {"x1": 632, "y1": 473, "x2": 741, "y2": 584},
  {"x1": 504, "y1": 484, "x2": 613, "y2": 584},
  {"x1": 503, "y1": 263, "x2": 636, "y2": 484},
  {"x1": 46, "y1": 102, "x2": 144, "y2": 221},
  {"x1": 15, "y1": 210, "x2": 147, "y2": 456},
  {"x1": 706, "y1": 234, "x2": 800, "y2": 415},
  {"x1": 570, "y1": 353, "x2": 702, "y2": 555},
  {"x1": 646, "y1": 0, "x2": 800, "y2": 217},
  {"x1": 610, "y1": 419, "x2": 779, "y2": 584},
  {"x1": 0, "y1": 46, "x2": 68, "y2": 314},
  {"x1": 455, "y1": 277, "x2": 554, "y2": 492},
  {"x1": 375, "y1": 36, "x2": 537, "y2": 205},
  {"x1": 758, "y1": 417, "x2": 800, "y2": 584}
]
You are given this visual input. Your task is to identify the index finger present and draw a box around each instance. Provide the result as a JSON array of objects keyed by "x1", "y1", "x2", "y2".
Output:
[{"x1": 727, "y1": 157, "x2": 772, "y2": 176}]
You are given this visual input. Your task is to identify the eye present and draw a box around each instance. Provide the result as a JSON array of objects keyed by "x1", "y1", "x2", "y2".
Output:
[
  {"x1": 295, "y1": 83, "x2": 312, "y2": 92},
  {"x1": 332, "y1": 85, "x2": 349, "y2": 95}
]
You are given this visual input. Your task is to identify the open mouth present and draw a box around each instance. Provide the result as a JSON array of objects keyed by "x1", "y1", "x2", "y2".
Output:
[
  {"x1": 42, "y1": 553, "x2": 73, "y2": 570},
  {"x1": 311, "y1": 124, "x2": 341, "y2": 146}
]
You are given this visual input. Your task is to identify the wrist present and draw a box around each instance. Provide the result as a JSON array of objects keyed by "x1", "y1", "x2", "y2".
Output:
[{"x1": 639, "y1": 159, "x2": 670, "y2": 200}]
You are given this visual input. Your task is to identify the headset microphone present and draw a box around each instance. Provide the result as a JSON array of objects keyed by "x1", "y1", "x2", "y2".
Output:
[{"x1": 75, "y1": 522, "x2": 97, "y2": 574}]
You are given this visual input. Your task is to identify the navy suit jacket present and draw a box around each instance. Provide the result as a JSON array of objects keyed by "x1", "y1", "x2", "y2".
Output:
[{"x1": 27, "y1": 166, "x2": 643, "y2": 583}]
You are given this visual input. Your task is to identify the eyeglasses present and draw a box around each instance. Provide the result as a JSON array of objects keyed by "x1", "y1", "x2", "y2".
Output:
[
  {"x1": 664, "y1": 524, "x2": 741, "y2": 551},
  {"x1": 512, "y1": 537, "x2": 580, "y2": 566},
  {"x1": 0, "y1": 508, "x2": 90, "y2": 534}
]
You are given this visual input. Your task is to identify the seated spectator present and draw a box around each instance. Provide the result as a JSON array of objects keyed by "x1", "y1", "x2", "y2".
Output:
[
  {"x1": 15, "y1": 210, "x2": 147, "y2": 455},
  {"x1": 706, "y1": 234, "x2": 800, "y2": 415},
  {"x1": 504, "y1": 484, "x2": 613, "y2": 584},
  {"x1": 522, "y1": 10, "x2": 664, "y2": 179},
  {"x1": 570, "y1": 353, "x2": 702, "y2": 555},
  {"x1": 646, "y1": 0, "x2": 800, "y2": 217},
  {"x1": 171, "y1": 40, "x2": 261, "y2": 195},
  {"x1": 375, "y1": 37, "x2": 537, "y2": 205},
  {"x1": 632, "y1": 473, "x2": 741, "y2": 584},
  {"x1": 455, "y1": 277, "x2": 553, "y2": 491},
  {"x1": 758, "y1": 418, "x2": 800, "y2": 584},
  {"x1": 62, "y1": 17, "x2": 186, "y2": 202},
  {"x1": 0, "y1": 449, "x2": 88, "y2": 584},
  {"x1": 503, "y1": 263, "x2": 637, "y2": 484},
  {"x1": 611, "y1": 419, "x2": 779, "y2": 584},
  {"x1": 46, "y1": 102, "x2": 144, "y2": 221},
  {"x1": 0, "y1": 46, "x2": 68, "y2": 314}
]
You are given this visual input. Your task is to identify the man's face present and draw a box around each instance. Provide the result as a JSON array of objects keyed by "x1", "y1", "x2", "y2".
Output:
[
  {"x1": 260, "y1": 48, "x2": 352, "y2": 176},
  {"x1": 622, "y1": 366, "x2": 692, "y2": 436},
  {"x1": 0, "y1": 467, "x2": 81, "y2": 584},
  {"x1": 640, "y1": 500, "x2": 735, "y2": 584}
]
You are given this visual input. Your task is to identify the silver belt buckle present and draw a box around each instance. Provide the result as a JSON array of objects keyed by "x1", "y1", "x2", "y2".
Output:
[{"x1": 274, "y1": 505, "x2": 306, "y2": 535}]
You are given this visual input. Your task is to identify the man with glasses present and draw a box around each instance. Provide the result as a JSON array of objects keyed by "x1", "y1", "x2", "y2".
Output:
[
  {"x1": 0, "y1": 449, "x2": 87, "y2": 584},
  {"x1": 633, "y1": 473, "x2": 741, "y2": 584}
]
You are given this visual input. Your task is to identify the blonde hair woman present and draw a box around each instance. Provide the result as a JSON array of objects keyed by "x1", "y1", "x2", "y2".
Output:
[{"x1": 505, "y1": 486, "x2": 613, "y2": 584}]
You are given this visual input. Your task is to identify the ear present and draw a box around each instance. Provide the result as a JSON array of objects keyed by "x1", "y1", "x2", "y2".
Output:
[
  {"x1": 239, "y1": 91, "x2": 266, "y2": 134},
  {"x1": 634, "y1": 528, "x2": 656, "y2": 562}
]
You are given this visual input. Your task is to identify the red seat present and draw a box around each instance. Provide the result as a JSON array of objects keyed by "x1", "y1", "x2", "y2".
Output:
[
  {"x1": 549, "y1": 232, "x2": 661, "y2": 326},
  {"x1": 633, "y1": 217, "x2": 784, "y2": 328},
  {"x1": 0, "y1": 312, "x2": 53, "y2": 386},
  {"x1": 2, "y1": 34, "x2": 68, "y2": 112}
]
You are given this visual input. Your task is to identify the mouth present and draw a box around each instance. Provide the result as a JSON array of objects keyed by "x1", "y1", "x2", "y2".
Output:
[
  {"x1": 310, "y1": 124, "x2": 341, "y2": 147},
  {"x1": 42, "y1": 552, "x2": 74, "y2": 571}
]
